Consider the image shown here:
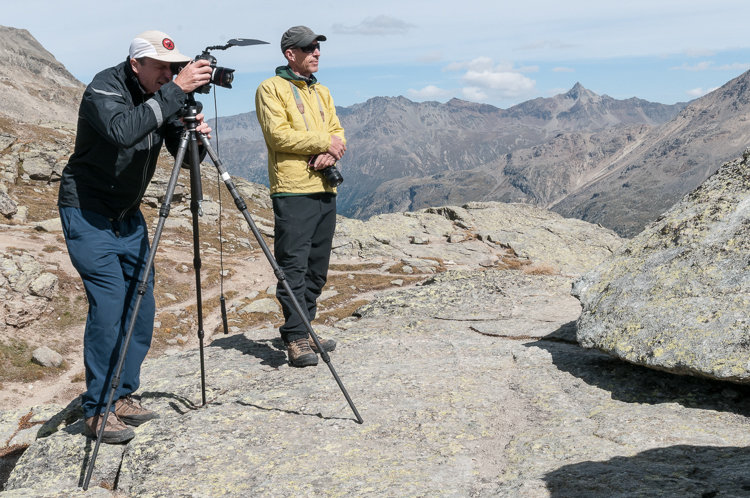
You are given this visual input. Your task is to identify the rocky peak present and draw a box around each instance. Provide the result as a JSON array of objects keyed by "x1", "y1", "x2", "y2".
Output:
[
  {"x1": 564, "y1": 82, "x2": 592, "y2": 101},
  {"x1": 0, "y1": 26, "x2": 80, "y2": 89},
  {"x1": 0, "y1": 25, "x2": 83, "y2": 125}
]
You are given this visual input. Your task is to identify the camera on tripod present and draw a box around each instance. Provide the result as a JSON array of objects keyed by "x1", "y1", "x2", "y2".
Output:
[
  {"x1": 180, "y1": 38, "x2": 270, "y2": 94},
  {"x1": 194, "y1": 51, "x2": 235, "y2": 94}
]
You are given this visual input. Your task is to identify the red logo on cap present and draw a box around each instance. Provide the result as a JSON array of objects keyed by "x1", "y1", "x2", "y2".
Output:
[{"x1": 162, "y1": 38, "x2": 175, "y2": 50}]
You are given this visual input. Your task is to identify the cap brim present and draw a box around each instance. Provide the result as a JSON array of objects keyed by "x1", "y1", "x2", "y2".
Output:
[
  {"x1": 299, "y1": 34, "x2": 327, "y2": 47},
  {"x1": 148, "y1": 52, "x2": 191, "y2": 63}
]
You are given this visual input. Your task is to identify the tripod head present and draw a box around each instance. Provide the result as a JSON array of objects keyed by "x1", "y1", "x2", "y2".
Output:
[{"x1": 178, "y1": 93, "x2": 204, "y2": 121}]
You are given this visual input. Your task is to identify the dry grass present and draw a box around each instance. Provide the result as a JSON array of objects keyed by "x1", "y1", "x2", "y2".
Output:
[
  {"x1": 326, "y1": 272, "x2": 421, "y2": 296},
  {"x1": 0, "y1": 338, "x2": 67, "y2": 383},
  {"x1": 48, "y1": 271, "x2": 89, "y2": 333},
  {"x1": 386, "y1": 262, "x2": 412, "y2": 274},
  {"x1": 495, "y1": 255, "x2": 533, "y2": 271},
  {"x1": 70, "y1": 369, "x2": 86, "y2": 383},
  {"x1": 0, "y1": 117, "x2": 72, "y2": 143},
  {"x1": 7, "y1": 184, "x2": 60, "y2": 223},
  {"x1": 522, "y1": 263, "x2": 559, "y2": 275},
  {"x1": 328, "y1": 262, "x2": 382, "y2": 272},
  {"x1": 316, "y1": 299, "x2": 370, "y2": 324}
]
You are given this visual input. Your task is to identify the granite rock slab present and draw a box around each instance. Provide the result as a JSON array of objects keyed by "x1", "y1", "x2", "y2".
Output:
[{"x1": 573, "y1": 153, "x2": 750, "y2": 384}]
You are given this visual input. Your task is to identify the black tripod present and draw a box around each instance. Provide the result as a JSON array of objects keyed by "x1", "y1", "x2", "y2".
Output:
[{"x1": 83, "y1": 95, "x2": 362, "y2": 490}]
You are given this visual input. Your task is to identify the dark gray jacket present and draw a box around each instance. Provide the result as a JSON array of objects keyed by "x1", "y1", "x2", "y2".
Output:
[{"x1": 58, "y1": 59, "x2": 187, "y2": 220}]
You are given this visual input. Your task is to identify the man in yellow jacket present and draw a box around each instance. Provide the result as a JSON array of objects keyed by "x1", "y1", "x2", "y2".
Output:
[{"x1": 255, "y1": 26, "x2": 346, "y2": 367}]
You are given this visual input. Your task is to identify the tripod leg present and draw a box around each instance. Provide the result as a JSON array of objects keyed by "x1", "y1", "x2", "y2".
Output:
[
  {"x1": 197, "y1": 133, "x2": 363, "y2": 424},
  {"x1": 82, "y1": 132, "x2": 190, "y2": 490},
  {"x1": 187, "y1": 134, "x2": 207, "y2": 406}
]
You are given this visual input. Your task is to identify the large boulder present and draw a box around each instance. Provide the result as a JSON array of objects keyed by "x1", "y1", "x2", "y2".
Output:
[{"x1": 573, "y1": 152, "x2": 750, "y2": 383}]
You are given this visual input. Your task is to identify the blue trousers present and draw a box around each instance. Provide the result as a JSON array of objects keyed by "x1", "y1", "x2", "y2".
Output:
[
  {"x1": 272, "y1": 193, "x2": 336, "y2": 343},
  {"x1": 60, "y1": 207, "x2": 155, "y2": 419}
]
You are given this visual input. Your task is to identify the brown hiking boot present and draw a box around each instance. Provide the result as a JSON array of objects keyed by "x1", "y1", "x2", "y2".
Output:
[
  {"x1": 115, "y1": 395, "x2": 160, "y2": 426},
  {"x1": 309, "y1": 335, "x2": 336, "y2": 353},
  {"x1": 286, "y1": 337, "x2": 318, "y2": 367},
  {"x1": 83, "y1": 413, "x2": 135, "y2": 444}
]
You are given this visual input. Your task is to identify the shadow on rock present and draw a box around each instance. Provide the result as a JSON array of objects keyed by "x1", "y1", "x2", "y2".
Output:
[
  {"x1": 235, "y1": 401, "x2": 351, "y2": 422},
  {"x1": 140, "y1": 391, "x2": 199, "y2": 415},
  {"x1": 209, "y1": 333, "x2": 287, "y2": 368},
  {"x1": 76, "y1": 437, "x2": 92, "y2": 488},
  {"x1": 37, "y1": 396, "x2": 84, "y2": 439},
  {"x1": 540, "y1": 445, "x2": 750, "y2": 497},
  {"x1": 528, "y1": 324, "x2": 750, "y2": 417}
]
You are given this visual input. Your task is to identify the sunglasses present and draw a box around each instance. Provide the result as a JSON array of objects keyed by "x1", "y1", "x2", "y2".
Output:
[{"x1": 299, "y1": 43, "x2": 321, "y2": 54}]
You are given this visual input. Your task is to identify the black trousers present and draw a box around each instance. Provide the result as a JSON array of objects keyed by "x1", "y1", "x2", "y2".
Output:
[{"x1": 272, "y1": 193, "x2": 336, "y2": 343}]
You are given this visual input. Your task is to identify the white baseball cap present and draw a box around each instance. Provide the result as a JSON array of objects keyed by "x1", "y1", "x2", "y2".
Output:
[{"x1": 129, "y1": 30, "x2": 191, "y2": 63}]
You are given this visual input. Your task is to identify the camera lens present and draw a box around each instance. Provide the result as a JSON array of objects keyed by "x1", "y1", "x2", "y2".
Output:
[
  {"x1": 323, "y1": 166, "x2": 343, "y2": 187},
  {"x1": 211, "y1": 67, "x2": 235, "y2": 89}
]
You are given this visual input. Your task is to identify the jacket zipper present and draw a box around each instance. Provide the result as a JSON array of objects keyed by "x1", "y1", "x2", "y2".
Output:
[{"x1": 120, "y1": 133, "x2": 152, "y2": 220}]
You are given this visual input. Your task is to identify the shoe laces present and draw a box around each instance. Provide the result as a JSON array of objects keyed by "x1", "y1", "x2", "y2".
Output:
[
  {"x1": 120, "y1": 395, "x2": 141, "y2": 409},
  {"x1": 292, "y1": 338, "x2": 313, "y2": 353},
  {"x1": 105, "y1": 413, "x2": 126, "y2": 429}
]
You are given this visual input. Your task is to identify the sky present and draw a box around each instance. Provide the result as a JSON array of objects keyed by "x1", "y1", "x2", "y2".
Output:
[{"x1": 5, "y1": 0, "x2": 750, "y2": 117}]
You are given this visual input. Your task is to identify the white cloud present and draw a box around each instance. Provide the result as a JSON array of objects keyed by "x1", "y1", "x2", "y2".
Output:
[
  {"x1": 416, "y1": 51, "x2": 443, "y2": 63},
  {"x1": 686, "y1": 87, "x2": 719, "y2": 97},
  {"x1": 461, "y1": 70, "x2": 536, "y2": 98},
  {"x1": 670, "y1": 61, "x2": 714, "y2": 71},
  {"x1": 332, "y1": 15, "x2": 415, "y2": 36},
  {"x1": 671, "y1": 61, "x2": 750, "y2": 72},
  {"x1": 407, "y1": 85, "x2": 452, "y2": 100},
  {"x1": 716, "y1": 63, "x2": 750, "y2": 71},
  {"x1": 684, "y1": 48, "x2": 716, "y2": 58},
  {"x1": 552, "y1": 67, "x2": 575, "y2": 73},
  {"x1": 461, "y1": 87, "x2": 488, "y2": 101},
  {"x1": 443, "y1": 57, "x2": 537, "y2": 101},
  {"x1": 443, "y1": 57, "x2": 495, "y2": 72}
]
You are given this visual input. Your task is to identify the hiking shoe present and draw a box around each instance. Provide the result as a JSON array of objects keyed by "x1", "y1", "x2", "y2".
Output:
[
  {"x1": 115, "y1": 395, "x2": 160, "y2": 426},
  {"x1": 309, "y1": 335, "x2": 336, "y2": 353},
  {"x1": 83, "y1": 413, "x2": 135, "y2": 444},
  {"x1": 286, "y1": 337, "x2": 318, "y2": 367}
]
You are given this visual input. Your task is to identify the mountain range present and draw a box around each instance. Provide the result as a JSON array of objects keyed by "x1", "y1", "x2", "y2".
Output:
[{"x1": 209, "y1": 84, "x2": 697, "y2": 236}]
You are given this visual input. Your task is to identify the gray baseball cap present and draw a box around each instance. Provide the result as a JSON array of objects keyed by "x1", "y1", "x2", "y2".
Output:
[{"x1": 280, "y1": 26, "x2": 326, "y2": 53}]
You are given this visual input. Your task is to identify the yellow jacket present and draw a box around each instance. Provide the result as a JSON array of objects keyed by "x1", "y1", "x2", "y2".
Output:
[{"x1": 255, "y1": 69, "x2": 346, "y2": 196}]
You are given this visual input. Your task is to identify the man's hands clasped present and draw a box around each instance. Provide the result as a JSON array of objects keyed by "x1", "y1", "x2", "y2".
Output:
[{"x1": 311, "y1": 135, "x2": 346, "y2": 170}]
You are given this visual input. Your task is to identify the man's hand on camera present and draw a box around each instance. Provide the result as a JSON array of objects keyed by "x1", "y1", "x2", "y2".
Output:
[
  {"x1": 173, "y1": 59, "x2": 212, "y2": 94},
  {"x1": 327, "y1": 135, "x2": 346, "y2": 161},
  {"x1": 312, "y1": 153, "x2": 336, "y2": 170}
]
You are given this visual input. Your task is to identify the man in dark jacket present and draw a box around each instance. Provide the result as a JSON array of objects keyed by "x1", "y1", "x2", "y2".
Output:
[{"x1": 58, "y1": 30, "x2": 212, "y2": 443}]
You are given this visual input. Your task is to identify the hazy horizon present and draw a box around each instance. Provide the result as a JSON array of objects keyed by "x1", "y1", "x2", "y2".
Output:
[{"x1": 4, "y1": 0, "x2": 748, "y2": 117}]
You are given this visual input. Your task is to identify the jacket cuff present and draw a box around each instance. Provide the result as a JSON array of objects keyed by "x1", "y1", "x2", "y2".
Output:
[{"x1": 152, "y1": 82, "x2": 187, "y2": 125}]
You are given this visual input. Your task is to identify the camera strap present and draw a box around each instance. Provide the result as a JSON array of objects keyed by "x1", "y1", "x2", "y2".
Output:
[{"x1": 289, "y1": 81, "x2": 325, "y2": 131}]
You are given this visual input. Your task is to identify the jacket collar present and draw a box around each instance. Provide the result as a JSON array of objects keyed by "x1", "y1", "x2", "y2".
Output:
[
  {"x1": 123, "y1": 58, "x2": 150, "y2": 102},
  {"x1": 276, "y1": 65, "x2": 317, "y2": 86}
]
